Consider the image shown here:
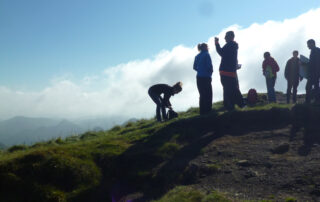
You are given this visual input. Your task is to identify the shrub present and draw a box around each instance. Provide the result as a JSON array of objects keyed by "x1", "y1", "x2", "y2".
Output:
[
  {"x1": 110, "y1": 125, "x2": 121, "y2": 132},
  {"x1": 55, "y1": 137, "x2": 64, "y2": 144},
  {"x1": 7, "y1": 145, "x2": 28, "y2": 153},
  {"x1": 80, "y1": 131, "x2": 99, "y2": 140}
]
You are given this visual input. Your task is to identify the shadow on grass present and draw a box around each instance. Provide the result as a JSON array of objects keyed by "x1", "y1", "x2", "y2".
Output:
[
  {"x1": 290, "y1": 104, "x2": 320, "y2": 156},
  {"x1": 102, "y1": 107, "x2": 294, "y2": 201}
]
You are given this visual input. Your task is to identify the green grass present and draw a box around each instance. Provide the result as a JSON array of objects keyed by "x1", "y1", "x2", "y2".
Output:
[
  {"x1": 152, "y1": 186, "x2": 231, "y2": 202},
  {"x1": 0, "y1": 95, "x2": 318, "y2": 202}
]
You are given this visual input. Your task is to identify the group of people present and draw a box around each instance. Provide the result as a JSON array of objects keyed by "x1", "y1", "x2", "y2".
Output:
[
  {"x1": 148, "y1": 31, "x2": 320, "y2": 122},
  {"x1": 262, "y1": 39, "x2": 320, "y2": 104}
]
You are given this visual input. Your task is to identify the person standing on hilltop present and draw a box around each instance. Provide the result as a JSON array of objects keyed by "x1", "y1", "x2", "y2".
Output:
[
  {"x1": 262, "y1": 52, "x2": 279, "y2": 103},
  {"x1": 148, "y1": 82, "x2": 182, "y2": 122},
  {"x1": 285, "y1": 50, "x2": 302, "y2": 103},
  {"x1": 193, "y1": 43, "x2": 213, "y2": 115},
  {"x1": 305, "y1": 39, "x2": 320, "y2": 104},
  {"x1": 215, "y1": 31, "x2": 245, "y2": 111}
]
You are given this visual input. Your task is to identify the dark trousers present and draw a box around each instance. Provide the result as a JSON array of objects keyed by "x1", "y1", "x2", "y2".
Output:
[
  {"x1": 286, "y1": 79, "x2": 299, "y2": 103},
  {"x1": 266, "y1": 77, "x2": 276, "y2": 102},
  {"x1": 148, "y1": 90, "x2": 167, "y2": 121},
  {"x1": 220, "y1": 75, "x2": 244, "y2": 111},
  {"x1": 196, "y1": 77, "x2": 212, "y2": 115},
  {"x1": 306, "y1": 76, "x2": 320, "y2": 103}
]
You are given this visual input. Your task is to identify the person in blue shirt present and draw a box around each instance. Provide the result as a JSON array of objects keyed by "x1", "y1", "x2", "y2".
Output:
[{"x1": 193, "y1": 43, "x2": 213, "y2": 115}]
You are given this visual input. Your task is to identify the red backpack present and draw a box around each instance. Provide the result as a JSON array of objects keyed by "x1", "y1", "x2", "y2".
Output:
[{"x1": 247, "y1": 89, "x2": 258, "y2": 105}]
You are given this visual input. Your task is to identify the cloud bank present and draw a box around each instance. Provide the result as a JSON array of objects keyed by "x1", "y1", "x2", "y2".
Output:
[{"x1": 1, "y1": 8, "x2": 320, "y2": 120}]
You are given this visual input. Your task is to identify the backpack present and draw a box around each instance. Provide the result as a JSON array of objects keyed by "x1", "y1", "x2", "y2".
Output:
[
  {"x1": 167, "y1": 109, "x2": 178, "y2": 120},
  {"x1": 247, "y1": 89, "x2": 258, "y2": 105}
]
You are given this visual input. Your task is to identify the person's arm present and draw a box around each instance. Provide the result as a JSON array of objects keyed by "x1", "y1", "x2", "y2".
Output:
[
  {"x1": 206, "y1": 54, "x2": 213, "y2": 73},
  {"x1": 274, "y1": 59, "x2": 280, "y2": 72},
  {"x1": 163, "y1": 93, "x2": 172, "y2": 108},
  {"x1": 284, "y1": 60, "x2": 289, "y2": 80},
  {"x1": 193, "y1": 56, "x2": 198, "y2": 71},
  {"x1": 215, "y1": 43, "x2": 223, "y2": 56},
  {"x1": 309, "y1": 50, "x2": 316, "y2": 72},
  {"x1": 262, "y1": 60, "x2": 266, "y2": 75}
]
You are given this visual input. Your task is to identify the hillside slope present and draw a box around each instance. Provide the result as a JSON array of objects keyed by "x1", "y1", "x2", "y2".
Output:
[{"x1": 0, "y1": 94, "x2": 319, "y2": 202}]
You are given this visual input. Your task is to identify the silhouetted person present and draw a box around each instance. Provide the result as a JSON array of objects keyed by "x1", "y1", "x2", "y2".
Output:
[
  {"x1": 215, "y1": 31, "x2": 244, "y2": 111},
  {"x1": 262, "y1": 52, "x2": 279, "y2": 103},
  {"x1": 285, "y1": 50, "x2": 301, "y2": 103},
  {"x1": 305, "y1": 39, "x2": 320, "y2": 104},
  {"x1": 193, "y1": 43, "x2": 213, "y2": 115},
  {"x1": 148, "y1": 82, "x2": 182, "y2": 122}
]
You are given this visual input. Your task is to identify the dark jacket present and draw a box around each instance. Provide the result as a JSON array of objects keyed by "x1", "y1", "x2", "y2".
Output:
[
  {"x1": 308, "y1": 47, "x2": 320, "y2": 79},
  {"x1": 262, "y1": 57, "x2": 280, "y2": 78},
  {"x1": 193, "y1": 50, "x2": 213, "y2": 78},
  {"x1": 285, "y1": 57, "x2": 300, "y2": 82},
  {"x1": 215, "y1": 41, "x2": 238, "y2": 73},
  {"x1": 148, "y1": 84, "x2": 174, "y2": 107}
]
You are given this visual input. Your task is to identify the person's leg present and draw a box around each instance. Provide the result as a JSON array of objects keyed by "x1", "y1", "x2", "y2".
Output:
[
  {"x1": 286, "y1": 80, "x2": 292, "y2": 104},
  {"x1": 230, "y1": 77, "x2": 244, "y2": 108},
  {"x1": 221, "y1": 76, "x2": 234, "y2": 111},
  {"x1": 314, "y1": 77, "x2": 320, "y2": 102},
  {"x1": 202, "y1": 77, "x2": 212, "y2": 114},
  {"x1": 197, "y1": 77, "x2": 205, "y2": 114},
  {"x1": 266, "y1": 78, "x2": 272, "y2": 102},
  {"x1": 148, "y1": 90, "x2": 162, "y2": 121},
  {"x1": 305, "y1": 79, "x2": 312, "y2": 104},
  {"x1": 160, "y1": 100, "x2": 167, "y2": 120},
  {"x1": 271, "y1": 77, "x2": 277, "y2": 102},
  {"x1": 292, "y1": 80, "x2": 298, "y2": 103}
]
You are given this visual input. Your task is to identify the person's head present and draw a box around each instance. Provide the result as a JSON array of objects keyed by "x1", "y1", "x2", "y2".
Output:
[
  {"x1": 197, "y1": 43, "x2": 201, "y2": 52},
  {"x1": 307, "y1": 39, "x2": 316, "y2": 50},
  {"x1": 202, "y1": 43, "x2": 208, "y2": 51},
  {"x1": 225, "y1": 31, "x2": 235, "y2": 43},
  {"x1": 172, "y1": 82, "x2": 183, "y2": 94},
  {"x1": 264, "y1": 52, "x2": 271, "y2": 59},
  {"x1": 292, "y1": 50, "x2": 299, "y2": 58}
]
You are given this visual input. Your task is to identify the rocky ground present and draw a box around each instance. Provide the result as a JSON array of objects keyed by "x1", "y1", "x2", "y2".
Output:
[{"x1": 190, "y1": 126, "x2": 320, "y2": 201}]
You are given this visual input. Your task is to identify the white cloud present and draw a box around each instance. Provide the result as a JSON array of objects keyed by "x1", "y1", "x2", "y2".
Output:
[{"x1": 1, "y1": 8, "x2": 320, "y2": 120}]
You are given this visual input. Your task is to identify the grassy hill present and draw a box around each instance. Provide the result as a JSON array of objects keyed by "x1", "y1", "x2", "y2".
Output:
[{"x1": 0, "y1": 93, "x2": 319, "y2": 202}]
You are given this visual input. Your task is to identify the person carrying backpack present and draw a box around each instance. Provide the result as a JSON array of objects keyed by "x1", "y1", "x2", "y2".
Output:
[
  {"x1": 148, "y1": 82, "x2": 182, "y2": 122},
  {"x1": 262, "y1": 52, "x2": 279, "y2": 103},
  {"x1": 193, "y1": 43, "x2": 213, "y2": 115}
]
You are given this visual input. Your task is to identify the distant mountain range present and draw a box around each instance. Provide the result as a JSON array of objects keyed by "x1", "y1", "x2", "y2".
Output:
[{"x1": 0, "y1": 116, "x2": 130, "y2": 147}]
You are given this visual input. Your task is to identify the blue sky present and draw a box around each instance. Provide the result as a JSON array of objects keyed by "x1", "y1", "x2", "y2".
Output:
[{"x1": 1, "y1": 0, "x2": 320, "y2": 90}]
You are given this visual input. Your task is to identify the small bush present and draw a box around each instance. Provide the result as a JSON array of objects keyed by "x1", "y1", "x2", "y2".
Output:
[
  {"x1": 110, "y1": 125, "x2": 121, "y2": 132},
  {"x1": 55, "y1": 137, "x2": 64, "y2": 144},
  {"x1": 7, "y1": 145, "x2": 28, "y2": 153},
  {"x1": 80, "y1": 131, "x2": 99, "y2": 140},
  {"x1": 125, "y1": 122, "x2": 134, "y2": 128}
]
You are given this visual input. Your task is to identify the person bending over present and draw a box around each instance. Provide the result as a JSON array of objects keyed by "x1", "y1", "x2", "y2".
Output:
[{"x1": 148, "y1": 82, "x2": 182, "y2": 122}]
